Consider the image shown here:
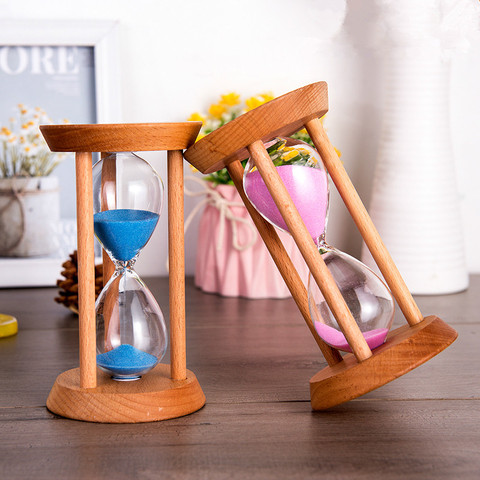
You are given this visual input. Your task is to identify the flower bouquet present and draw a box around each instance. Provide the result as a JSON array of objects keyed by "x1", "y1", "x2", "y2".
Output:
[
  {"x1": 187, "y1": 92, "x2": 325, "y2": 298},
  {"x1": 0, "y1": 105, "x2": 68, "y2": 256}
]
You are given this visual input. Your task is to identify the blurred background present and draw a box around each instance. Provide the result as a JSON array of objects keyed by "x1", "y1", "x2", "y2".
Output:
[{"x1": 0, "y1": 0, "x2": 478, "y2": 282}]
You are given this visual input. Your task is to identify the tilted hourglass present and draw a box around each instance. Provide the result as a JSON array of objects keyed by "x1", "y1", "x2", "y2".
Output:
[
  {"x1": 243, "y1": 137, "x2": 394, "y2": 353},
  {"x1": 184, "y1": 82, "x2": 457, "y2": 410},
  {"x1": 92, "y1": 152, "x2": 167, "y2": 380}
]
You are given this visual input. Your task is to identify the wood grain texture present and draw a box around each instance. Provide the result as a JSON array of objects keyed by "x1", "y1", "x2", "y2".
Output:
[
  {"x1": 310, "y1": 316, "x2": 458, "y2": 410},
  {"x1": 183, "y1": 82, "x2": 328, "y2": 174},
  {"x1": 168, "y1": 150, "x2": 187, "y2": 380},
  {"x1": 185, "y1": 81, "x2": 458, "y2": 415},
  {"x1": 0, "y1": 277, "x2": 478, "y2": 479},
  {"x1": 100, "y1": 151, "x2": 116, "y2": 285},
  {"x1": 2, "y1": 400, "x2": 480, "y2": 480},
  {"x1": 40, "y1": 122, "x2": 202, "y2": 152},
  {"x1": 226, "y1": 160, "x2": 342, "y2": 366},
  {"x1": 41, "y1": 125, "x2": 206, "y2": 422},
  {"x1": 305, "y1": 118, "x2": 423, "y2": 327},
  {"x1": 0, "y1": 278, "x2": 477, "y2": 407},
  {"x1": 75, "y1": 152, "x2": 96, "y2": 389},
  {"x1": 46, "y1": 363, "x2": 205, "y2": 423},
  {"x1": 248, "y1": 140, "x2": 372, "y2": 362},
  {"x1": 100, "y1": 152, "x2": 117, "y2": 350}
]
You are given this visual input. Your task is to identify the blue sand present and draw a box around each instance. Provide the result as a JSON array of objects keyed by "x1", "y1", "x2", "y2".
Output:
[
  {"x1": 94, "y1": 209, "x2": 159, "y2": 261},
  {"x1": 96, "y1": 344, "x2": 157, "y2": 376}
]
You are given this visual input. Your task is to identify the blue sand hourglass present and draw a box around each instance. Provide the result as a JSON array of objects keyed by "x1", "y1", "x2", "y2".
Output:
[{"x1": 92, "y1": 152, "x2": 167, "y2": 380}]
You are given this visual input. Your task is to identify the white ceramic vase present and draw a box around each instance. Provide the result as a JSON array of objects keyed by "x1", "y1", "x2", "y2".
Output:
[
  {"x1": 0, "y1": 176, "x2": 60, "y2": 257},
  {"x1": 361, "y1": 1, "x2": 469, "y2": 294}
]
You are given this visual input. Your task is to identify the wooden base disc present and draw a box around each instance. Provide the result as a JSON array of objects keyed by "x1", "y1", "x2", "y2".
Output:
[
  {"x1": 310, "y1": 316, "x2": 458, "y2": 410},
  {"x1": 46, "y1": 363, "x2": 205, "y2": 423}
]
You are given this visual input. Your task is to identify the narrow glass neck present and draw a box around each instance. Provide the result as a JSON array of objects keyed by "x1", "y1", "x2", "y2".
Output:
[
  {"x1": 315, "y1": 232, "x2": 327, "y2": 248},
  {"x1": 113, "y1": 256, "x2": 138, "y2": 272},
  {"x1": 315, "y1": 233, "x2": 332, "y2": 255}
]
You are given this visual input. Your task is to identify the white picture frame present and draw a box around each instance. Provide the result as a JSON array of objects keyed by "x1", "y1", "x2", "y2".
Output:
[{"x1": 0, "y1": 19, "x2": 121, "y2": 288}]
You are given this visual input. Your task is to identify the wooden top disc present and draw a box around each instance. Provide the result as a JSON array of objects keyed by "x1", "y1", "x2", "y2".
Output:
[
  {"x1": 40, "y1": 122, "x2": 202, "y2": 152},
  {"x1": 183, "y1": 82, "x2": 328, "y2": 174}
]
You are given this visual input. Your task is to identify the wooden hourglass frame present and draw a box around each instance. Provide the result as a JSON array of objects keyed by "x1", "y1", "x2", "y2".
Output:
[
  {"x1": 41, "y1": 123, "x2": 205, "y2": 423},
  {"x1": 184, "y1": 82, "x2": 458, "y2": 410}
]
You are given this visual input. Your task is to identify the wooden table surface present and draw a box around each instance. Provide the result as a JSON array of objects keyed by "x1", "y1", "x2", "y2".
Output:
[{"x1": 1, "y1": 276, "x2": 479, "y2": 479}]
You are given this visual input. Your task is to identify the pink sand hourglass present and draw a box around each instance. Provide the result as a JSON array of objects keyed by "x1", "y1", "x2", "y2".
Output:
[
  {"x1": 184, "y1": 82, "x2": 457, "y2": 411},
  {"x1": 243, "y1": 137, "x2": 394, "y2": 353}
]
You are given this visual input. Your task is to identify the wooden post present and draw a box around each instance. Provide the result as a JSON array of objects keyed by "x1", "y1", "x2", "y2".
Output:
[
  {"x1": 100, "y1": 152, "x2": 118, "y2": 352},
  {"x1": 247, "y1": 140, "x2": 372, "y2": 363},
  {"x1": 227, "y1": 160, "x2": 342, "y2": 366},
  {"x1": 100, "y1": 152, "x2": 116, "y2": 286},
  {"x1": 305, "y1": 118, "x2": 423, "y2": 326},
  {"x1": 168, "y1": 150, "x2": 187, "y2": 380},
  {"x1": 75, "y1": 152, "x2": 97, "y2": 389}
]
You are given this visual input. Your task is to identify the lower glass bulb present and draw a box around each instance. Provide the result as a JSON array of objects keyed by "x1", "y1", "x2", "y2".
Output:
[
  {"x1": 308, "y1": 247, "x2": 394, "y2": 352},
  {"x1": 95, "y1": 268, "x2": 167, "y2": 381}
]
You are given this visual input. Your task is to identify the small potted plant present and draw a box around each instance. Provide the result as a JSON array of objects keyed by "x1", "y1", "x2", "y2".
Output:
[
  {"x1": 0, "y1": 105, "x2": 67, "y2": 257},
  {"x1": 187, "y1": 92, "x2": 334, "y2": 298}
]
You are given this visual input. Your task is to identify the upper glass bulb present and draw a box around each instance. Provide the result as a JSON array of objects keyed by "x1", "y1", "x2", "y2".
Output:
[
  {"x1": 92, "y1": 152, "x2": 163, "y2": 264},
  {"x1": 243, "y1": 137, "x2": 329, "y2": 245}
]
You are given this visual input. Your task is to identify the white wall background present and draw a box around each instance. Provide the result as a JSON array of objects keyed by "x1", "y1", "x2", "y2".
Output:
[{"x1": 1, "y1": 0, "x2": 479, "y2": 277}]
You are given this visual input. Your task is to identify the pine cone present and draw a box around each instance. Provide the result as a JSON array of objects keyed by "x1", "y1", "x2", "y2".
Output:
[{"x1": 55, "y1": 250, "x2": 104, "y2": 314}]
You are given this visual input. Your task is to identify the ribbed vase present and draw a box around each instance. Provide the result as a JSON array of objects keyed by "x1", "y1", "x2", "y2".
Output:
[
  {"x1": 361, "y1": 3, "x2": 468, "y2": 294},
  {"x1": 195, "y1": 183, "x2": 309, "y2": 298}
]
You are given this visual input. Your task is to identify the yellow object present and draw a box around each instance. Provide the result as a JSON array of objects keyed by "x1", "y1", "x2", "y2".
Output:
[
  {"x1": 0, "y1": 314, "x2": 18, "y2": 338},
  {"x1": 208, "y1": 103, "x2": 227, "y2": 119},
  {"x1": 187, "y1": 112, "x2": 206, "y2": 123},
  {"x1": 220, "y1": 92, "x2": 241, "y2": 106}
]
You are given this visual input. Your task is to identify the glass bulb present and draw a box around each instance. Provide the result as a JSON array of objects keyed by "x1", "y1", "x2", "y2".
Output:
[
  {"x1": 95, "y1": 269, "x2": 167, "y2": 380},
  {"x1": 92, "y1": 152, "x2": 167, "y2": 380},
  {"x1": 308, "y1": 247, "x2": 394, "y2": 352},
  {"x1": 242, "y1": 137, "x2": 395, "y2": 352},
  {"x1": 243, "y1": 137, "x2": 329, "y2": 245}
]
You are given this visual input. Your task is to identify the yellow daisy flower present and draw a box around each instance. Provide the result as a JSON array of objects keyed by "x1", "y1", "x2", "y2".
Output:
[
  {"x1": 188, "y1": 112, "x2": 206, "y2": 123},
  {"x1": 245, "y1": 96, "x2": 263, "y2": 111},
  {"x1": 260, "y1": 92, "x2": 274, "y2": 103},
  {"x1": 282, "y1": 150, "x2": 299, "y2": 161},
  {"x1": 208, "y1": 103, "x2": 226, "y2": 119},
  {"x1": 220, "y1": 92, "x2": 240, "y2": 106}
]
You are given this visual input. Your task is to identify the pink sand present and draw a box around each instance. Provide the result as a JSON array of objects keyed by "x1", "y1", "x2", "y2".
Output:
[
  {"x1": 244, "y1": 165, "x2": 328, "y2": 241},
  {"x1": 314, "y1": 322, "x2": 389, "y2": 352}
]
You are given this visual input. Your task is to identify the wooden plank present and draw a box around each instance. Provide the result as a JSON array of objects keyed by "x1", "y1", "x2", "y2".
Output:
[
  {"x1": 40, "y1": 122, "x2": 202, "y2": 152},
  {"x1": 0, "y1": 401, "x2": 479, "y2": 480},
  {"x1": 0, "y1": 275, "x2": 478, "y2": 478},
  {"x1": 1, "y1": 318, "x2": 478, "y2": 408},
  {"x1": 0, "y1": 276, "x2": 476, "y2": 333}
]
